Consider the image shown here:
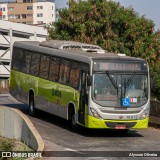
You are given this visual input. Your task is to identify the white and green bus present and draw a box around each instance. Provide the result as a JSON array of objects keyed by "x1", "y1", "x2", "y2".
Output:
[{"x1": 10, "y1": 40, "x2": 150, "y2": 131}]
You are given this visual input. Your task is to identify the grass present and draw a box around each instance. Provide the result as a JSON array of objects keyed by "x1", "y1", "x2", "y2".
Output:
[{"x1": 0, "y1": 136, "x2": 33, "y2": 160}]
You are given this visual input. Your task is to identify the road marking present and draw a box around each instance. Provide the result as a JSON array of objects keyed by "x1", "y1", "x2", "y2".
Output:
[
  {"x1": 64, "y1": 148, "x2": 86, "y2": 155},
  {"x1": 87, "y1": 158, "x2": 108, "y2": 160}
]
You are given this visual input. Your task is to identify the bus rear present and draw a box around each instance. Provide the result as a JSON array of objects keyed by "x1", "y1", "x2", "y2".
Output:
[{"x1": 86, "y1": 58, "x2": 150, "y2": 130}]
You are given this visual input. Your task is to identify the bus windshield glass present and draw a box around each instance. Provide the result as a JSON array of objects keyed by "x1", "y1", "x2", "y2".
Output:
[{"x1": 93, "y1": 73, "x2": 148, "y2": 108}]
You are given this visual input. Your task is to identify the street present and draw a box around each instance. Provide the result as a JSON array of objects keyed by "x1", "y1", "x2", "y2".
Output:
[{"x1": 0, "y1": 94, "x2": 160, "y2": 160}]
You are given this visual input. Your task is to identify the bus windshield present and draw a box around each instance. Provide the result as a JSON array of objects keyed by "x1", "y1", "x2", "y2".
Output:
[{"x1": 92, "y1": 72, "x2": 148, "y2": 108}]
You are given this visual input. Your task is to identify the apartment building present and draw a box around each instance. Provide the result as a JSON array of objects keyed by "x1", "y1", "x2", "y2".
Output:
[{"x1": 0, "y1": 0, "x2": 55, "y2": 25}]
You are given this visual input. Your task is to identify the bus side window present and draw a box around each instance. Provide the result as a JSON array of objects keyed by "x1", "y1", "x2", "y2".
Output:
[
  {"x1": 48, "y1": 57, "x2": 60, "y2": 82},
  {"x1": 12, "y1": 47, "x2": 21, "y2": 71},
  {"x1": 39, "y1": 55, "x2": 50, "y2": 79},
  {"x1": 30, "y1": 52, "x2": 40, "y2": 77},
  {"x1": 59, "y1": 59, "x2": 71, "y2": 84},
  {"x1": 69, "y1": 62, "x2": 80, "y2": 88},
  {"x1": 21, "y1": 50, "x2": 31, "y2": 74}
]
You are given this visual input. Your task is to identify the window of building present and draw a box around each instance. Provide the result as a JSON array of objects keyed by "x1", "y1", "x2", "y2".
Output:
[
  {"x1": 3, "y1": 8, "x2": 5, "y2": 11},
  {"x1": 8, "y1": 14, "x2": 14, "y2": 19},
  {"x1": 27, "y1": 6, "x2": 33, "y2": 10},
  {"x1": 26, "y1": 21, "x2": 33, "y2": 25},
  {"x1": 8, "y1": 7, "x2": 14, "y2": 11},
  {"x1": 3, "y1": 15, "x2": 6, "y2": 19},
  {"x1": 13, "y1": 33, "x2": 30, "y2": 38},
  {"x1": 39, "y1": 55, "x2": 50, "y2": 79},
  {"x1": 59, "y1": 59, "x2": 71, "y2": 84},
  {"x1": 27, "y1": 14, "x2": 33, "y2": 17},
  {"x1": 37, "y1": 21, "x2": 43, "y2": 24},
  {"x1": 30, "y1": 53, "x2": 40, "y2": 76},
  {"x1": 23, "y1": 0, "x2": 33, "y2": 3},
  {"x1": 37, "y1": 6, "x2": 43, "y2": 10},
  {"x1": 15, "y1": 14, "x2": 20, "y2": 19},
  {"x1": 48, "y1": 57, "x2": 60, "y2": 81},
  {"x1": 69, "y1": 62, "x2": 80, "y2": 88},
  {"x1": 37, "y1": 13, "x2": 43, "y2": 17},
  {"x1": 22, "y1": 14, "x2": 27, "y2": 18}
]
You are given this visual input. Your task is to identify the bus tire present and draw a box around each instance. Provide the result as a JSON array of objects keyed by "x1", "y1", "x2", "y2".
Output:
[
  {"x1": 29, "y1": 94, "x2": 35, "y2": 116},
  {"x1": 71, "y1": 114, "x2": 79, "y2": 132}
]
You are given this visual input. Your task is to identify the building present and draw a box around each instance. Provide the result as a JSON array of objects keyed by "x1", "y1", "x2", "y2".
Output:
[
  {"x1": 0, "y1": 0, "x2": 55, "y2": 25},
  {"x1": 0, "y1": 20, "x2": 47, "y2": 80}
]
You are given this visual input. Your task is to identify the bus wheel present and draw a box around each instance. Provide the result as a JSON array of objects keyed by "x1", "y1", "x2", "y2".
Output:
[
  {"x1": 71, "y1": 114, "x2": 79, "y2": 132},
  {"x1": 29, "y1": 94, "x2": 35, "y2": 116}
]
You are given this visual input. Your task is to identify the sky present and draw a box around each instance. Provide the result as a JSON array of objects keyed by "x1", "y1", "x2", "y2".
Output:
[{"x1": 55, "y1": 0, "x2": 160, "y2": 31}]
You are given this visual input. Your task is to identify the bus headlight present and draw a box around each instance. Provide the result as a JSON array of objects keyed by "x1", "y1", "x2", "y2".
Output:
[
  {"x1": 90, "y1": 108, "x2": 102, "y2": 119},
  {"x1": 139, "y1": 109, "x2": 150, "y2": 120}
]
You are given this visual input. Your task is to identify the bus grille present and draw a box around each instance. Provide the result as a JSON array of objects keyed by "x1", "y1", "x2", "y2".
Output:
[
  {"x1": 105, "y1": 122, "x2": 137, "y2": 128},
  {"x1": 100, "y1": 110, "x2": 140, "y2": 114}
]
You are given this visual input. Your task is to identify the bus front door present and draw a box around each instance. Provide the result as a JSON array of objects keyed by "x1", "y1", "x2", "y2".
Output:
[{"x1": 79, "y1": 70, "x2": 88, "y2": 125}]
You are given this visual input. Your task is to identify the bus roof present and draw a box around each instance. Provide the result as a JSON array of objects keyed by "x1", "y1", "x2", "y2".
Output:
[{"x1": 13, "y1": 41, "x2": 146, "y2": 64}]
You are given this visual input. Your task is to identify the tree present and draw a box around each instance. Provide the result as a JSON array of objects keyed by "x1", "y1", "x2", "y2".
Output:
[{"x1": 48, "y1": 0, "x2": 160, "y2": 100}]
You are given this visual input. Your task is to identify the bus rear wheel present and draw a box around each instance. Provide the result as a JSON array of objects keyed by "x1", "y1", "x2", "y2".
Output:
[{"x1": 29, "y1": 94, "x2": 35, "y2": 116}]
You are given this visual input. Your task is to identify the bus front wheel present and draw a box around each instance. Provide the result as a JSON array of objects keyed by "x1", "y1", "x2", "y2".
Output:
[{"x1": 29, "y1": 94, "x2": 35, "y2": 116}]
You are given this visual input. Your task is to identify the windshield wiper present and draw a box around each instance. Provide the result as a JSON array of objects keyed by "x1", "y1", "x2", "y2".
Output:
[
  {"x1": 123, "y1": 73, "x2": 135, "y2": 97},
  {"x1": 106, "y1": 71, "x2": 118, "y2": 90}
]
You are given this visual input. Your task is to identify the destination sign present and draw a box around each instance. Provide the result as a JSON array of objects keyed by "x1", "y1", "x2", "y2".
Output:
[{"x1": 94, "y1": 62, "x2": 143, "y2": 71}]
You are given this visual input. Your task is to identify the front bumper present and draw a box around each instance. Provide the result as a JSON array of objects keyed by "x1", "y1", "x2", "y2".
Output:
[{"x1": 85, "y1": 115, "x2": 149, "y2": 129}]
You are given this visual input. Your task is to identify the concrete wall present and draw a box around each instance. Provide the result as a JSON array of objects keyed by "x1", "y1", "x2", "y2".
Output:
[
  {"x1": 149, "y1": 115, "x2": 160, "y2": 125},
  {"x1": 0, "y1": 106, "x2": 44, "y2": 151}
]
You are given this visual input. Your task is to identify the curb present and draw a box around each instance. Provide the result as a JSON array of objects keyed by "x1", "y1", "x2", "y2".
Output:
[{"x1": 0, "y1": 106, "x2": 44, "y2": 152}]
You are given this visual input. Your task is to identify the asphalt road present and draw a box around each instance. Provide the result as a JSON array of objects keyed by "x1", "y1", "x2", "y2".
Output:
[{"x1": 0, "y1": 94, "x2": 160, "y2": 160}]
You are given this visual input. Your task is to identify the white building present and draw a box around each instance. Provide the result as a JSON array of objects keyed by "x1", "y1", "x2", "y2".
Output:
[
  {"x1": 33, "y1": 1, "x2": 55, "y2": 25},
  {"x1": 0, "y1": 20, "x2": 47, "y2": 79},
  {"x1": 0, "y1": 0, "x2": 55, "y2": 25},
  {"x1": 0, "y1": 3, "x2": 8, "y2": 20}
]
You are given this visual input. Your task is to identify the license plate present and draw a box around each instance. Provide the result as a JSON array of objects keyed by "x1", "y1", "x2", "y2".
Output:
[{"x1": 115, "y1": 125, "x2": 126, "y2": 129}]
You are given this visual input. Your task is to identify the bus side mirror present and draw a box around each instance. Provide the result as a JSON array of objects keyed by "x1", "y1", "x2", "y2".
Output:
[{"x1": 87, "y1": 75, "x2": 92, "y2": 86}]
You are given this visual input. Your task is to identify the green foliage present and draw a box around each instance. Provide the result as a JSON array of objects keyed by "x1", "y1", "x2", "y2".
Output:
[
  {"x1": 0, "y1": 138, "x2": 14, "y2": 160},
  {"x1": 48, "y1": 0, "x2": 160, "y2": 100},
  {"x1": 0, "y1": 137, "x2": 33, "y2": 160},
  {"x1": 0, "y1": 139, "x2": 14, "y2": 151}
]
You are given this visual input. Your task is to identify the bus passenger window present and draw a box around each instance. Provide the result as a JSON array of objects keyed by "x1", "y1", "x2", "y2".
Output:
[
  {"x1": 69, "y1": 62, "x2": 80, "y2": 88},
  {"x1": 30, "y1": 53, "x2": 40, "y2": 76},
  {"x1": 39, "y1": 55, "x2": 50, "y2": 79},
  {"x1": 48, "y1": 57, "x2": 60, "y2": 81},
  {"x1": 59, "y1": 59, "x2": 70, "y2": 84},
  {"x1": 21, "y1": 51, "x2": 31, "y2": 74},
  {"x1": 12, "y1": 47, "x2": 22, "y2": 71}
]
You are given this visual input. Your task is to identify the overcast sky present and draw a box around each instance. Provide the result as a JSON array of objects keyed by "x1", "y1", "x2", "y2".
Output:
[{"x1": 56, "y1": 0, "x2": 160, "y2": 31}]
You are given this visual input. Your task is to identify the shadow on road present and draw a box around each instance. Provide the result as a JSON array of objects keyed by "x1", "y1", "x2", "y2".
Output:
[
  {"x1": 0, "y1": 103, "x2": 29, "y2": 113},
  {"x1": 2, "y1": 101, "x2": 144, "y2": 138},
  {"x1": 0, "y1": 92, "x2": 144, "y2": 138}
]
